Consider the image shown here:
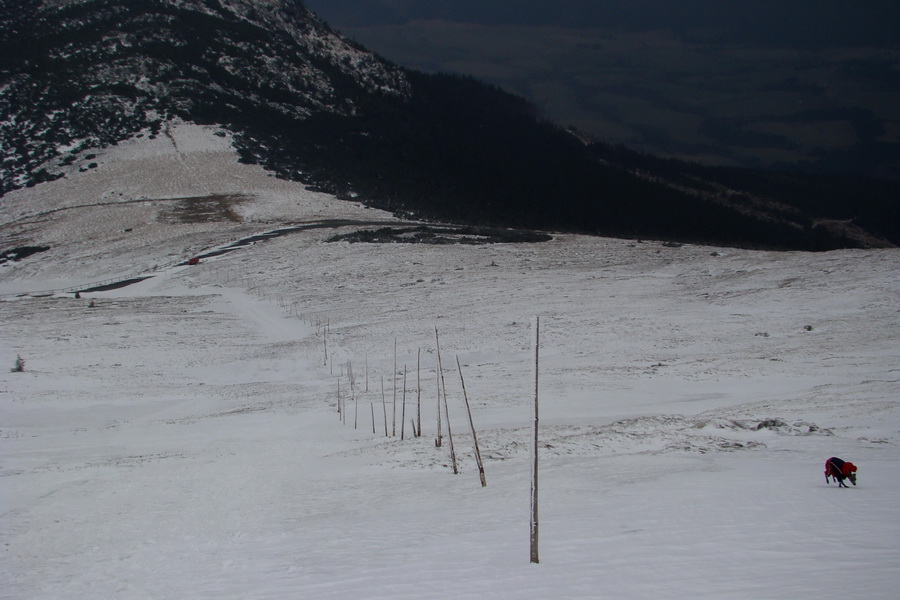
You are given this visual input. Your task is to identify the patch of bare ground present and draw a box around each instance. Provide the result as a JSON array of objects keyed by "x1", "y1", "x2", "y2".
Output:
[{"x1": 158, "y1": 194, "x2": 250, "y2": 224}]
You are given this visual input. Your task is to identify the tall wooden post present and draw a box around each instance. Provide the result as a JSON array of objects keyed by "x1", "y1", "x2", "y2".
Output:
[
  {"x1": 434, "y1": 327, "x2": 444, "y2": 447},
  {"x1": 434, "y1": 328, "x2": 456, "y2": 472},
  {"x1": 416, "y1": 348, "x2": 422, "y2": 438},
  {"x1": 393, "y1": 338, "x2": 398, "y2": 437},
  {"x1": 381, "y1": 377, "x2": 388, "y2": 437},
  {"x1": 530, "y1": 316, "x2": 540, "y2": 564},
  {"x1": 401, "y1": 366, "x2": 408, "y2": 440}
]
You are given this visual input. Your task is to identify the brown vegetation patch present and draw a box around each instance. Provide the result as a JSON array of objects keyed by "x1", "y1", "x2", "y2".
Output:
[{"x1": 158, "y1": 194, "x2": 249, "y2": 224}]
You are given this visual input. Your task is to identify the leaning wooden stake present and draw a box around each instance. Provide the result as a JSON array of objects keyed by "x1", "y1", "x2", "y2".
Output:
[
  {"x1": 457, "y1": 355, "x2": 486, "y2": 487},
  {"x1": 530, "y1": 316, "x2": 540, "y2": 564},
  {"x1": 371, "y1": 402, "x2": 376, "y2": 434},
  {"x1": 435, "y1": 334, "x2": 458, "y2": 475},
  {"x1": 442, "y1": 378, "x2": 458, "y2": 475}
]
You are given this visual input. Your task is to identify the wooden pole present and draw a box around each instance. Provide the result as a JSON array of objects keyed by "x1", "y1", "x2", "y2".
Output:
[
  {"x1": 434, "y1": 332, "x2": 458, "y2": 475},
  {"x1": 416, "y1": 348, "x2": 422, "y2": 438},
  {"x1": 401, "y1": 366, "x2": 408, "y2": 440},
  {"x1": 393, "y1": 338, "x2": 397, "y2": 437},
  {"x1": 457, "y1": 356, "x2": 486, "y2": 487},
  {"x1": 381, "y1": 377, "x2": 388, "y2": 437},
  {"x1": 434, "y1": 327, "x2": 444, "y2": 448},
  {"x1": 371, "y1": 402, "x2": 376, "y2": 434},
  {"x1": 350, "y1": 361, "x2": 357, "y2": 429},
  {"x1": 530, "y1": 316, "x2": 540, "y2": 564},
  {"x1": 443, "y1": 375, "x2": 458, "y2": 475},
  {"x1": 348, "y1": 360, "x2": 354, "y2": 393}
]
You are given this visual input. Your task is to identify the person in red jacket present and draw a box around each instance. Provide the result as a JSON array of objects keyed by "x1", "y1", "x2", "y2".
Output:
[{"x1": 825, "y1": 457, "x2": 857, "y2": 487}]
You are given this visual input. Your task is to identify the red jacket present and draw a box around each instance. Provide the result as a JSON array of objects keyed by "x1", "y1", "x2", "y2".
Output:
[{"x1": 825, "y1": 457, "x2": 857, "y2": 479}]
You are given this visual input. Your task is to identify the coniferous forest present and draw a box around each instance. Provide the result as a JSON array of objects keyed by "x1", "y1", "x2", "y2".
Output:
[{"x1": 233, "y1": 71, "x2": 900, "y2": 250}]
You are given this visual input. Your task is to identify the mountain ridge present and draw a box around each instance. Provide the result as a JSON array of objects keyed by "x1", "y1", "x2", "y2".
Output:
[
  {"x1": 1, "y1": 0, "x2": 897, "y2": 250},
  {"x1": 1, "y1": 0, "x2": 407, "y2": 192}
]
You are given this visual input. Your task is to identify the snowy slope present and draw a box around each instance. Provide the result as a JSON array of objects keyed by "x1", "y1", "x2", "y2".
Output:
[
  {"x1": 2, "y1": 126, "x2": 899, "y2": 599},
  {"x1": 2, "y1": 0, "x2": 409, "y2": 195}
]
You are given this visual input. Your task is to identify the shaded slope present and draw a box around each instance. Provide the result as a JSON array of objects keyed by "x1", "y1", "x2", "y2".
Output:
[{"x1": 237, "y1": 71, "x2": 899, "y2": 249}]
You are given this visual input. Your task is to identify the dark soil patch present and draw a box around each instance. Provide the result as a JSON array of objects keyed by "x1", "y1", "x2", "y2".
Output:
[
  {"x1": 326, "y1": 225, "x2": 552, "y2": 245},
  {"x1": 77, "y1": 277, "x2": 153, "y2": 293},
  {"x1": 0, "y1": 245, "x2": 51, "y2": 265},
  {"x1": 183, "y1": 219, "x2": 417, "y2": 263}
]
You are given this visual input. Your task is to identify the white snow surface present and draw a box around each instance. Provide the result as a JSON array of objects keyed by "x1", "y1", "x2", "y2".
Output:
[{"x1": 2, "y1": 123, "x2": 899, "y2": 599}]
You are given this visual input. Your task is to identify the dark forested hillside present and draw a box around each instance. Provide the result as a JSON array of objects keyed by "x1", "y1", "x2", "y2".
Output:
[
  {"x1": 235, "y1": 70, "x2": 900, "y2": 249},
  {"x1": 1, "y1": 0, "x2": 897, "y2": 250}
]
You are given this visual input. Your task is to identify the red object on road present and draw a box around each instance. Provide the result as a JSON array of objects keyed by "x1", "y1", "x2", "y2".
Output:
[{"x1": 188, "y1": 257, "x2": 201, "y2": 265}]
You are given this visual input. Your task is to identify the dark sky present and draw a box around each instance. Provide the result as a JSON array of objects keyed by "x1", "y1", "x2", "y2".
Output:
[
  {"x1": 303, "y1": 1, "x2": 900, "y2": 178},
  {"x1": 305, "y1": 1, "x2": 900, "y2": 47}
]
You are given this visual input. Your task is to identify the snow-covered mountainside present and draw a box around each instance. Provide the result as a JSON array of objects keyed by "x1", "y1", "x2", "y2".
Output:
[
  {"x1": 0, "y1": 0, "x2": 407, "y2": 194},
  {"x1": 2, "y1": 123, "x2": 899, "y2": 599},
  {"x1": 3, "y1": 1, "x2": 898, "y2": 250},
  {"x1": 0, "y1": 122, "x2": 400, "y2": 291}
]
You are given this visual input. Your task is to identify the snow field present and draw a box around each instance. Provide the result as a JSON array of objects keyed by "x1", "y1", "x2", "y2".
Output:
[{"x1": 2, "y1": 123, "x2": 898, "y2": 599}]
